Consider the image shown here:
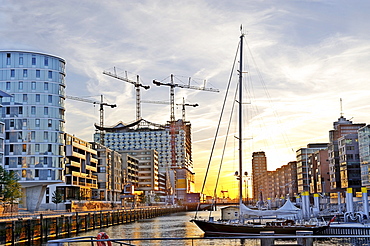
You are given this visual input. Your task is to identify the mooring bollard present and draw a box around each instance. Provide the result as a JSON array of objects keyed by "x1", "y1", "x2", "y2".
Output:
[
  {"x1": 260, "y1": 231, "x2": 275, "y2": 246},
  {"x1": 296, "y1": 230, "x2": 313, "y2": 246}
]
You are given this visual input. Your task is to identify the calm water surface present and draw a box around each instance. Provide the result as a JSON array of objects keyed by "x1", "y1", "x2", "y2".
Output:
[{"x1": 56, "y1": 210, "x2": 370, "y2": 246}]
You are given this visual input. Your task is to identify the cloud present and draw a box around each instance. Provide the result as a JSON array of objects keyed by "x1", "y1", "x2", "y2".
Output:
[{"x1": 2, "y1": 0, "x2": 370, "y2": 197}]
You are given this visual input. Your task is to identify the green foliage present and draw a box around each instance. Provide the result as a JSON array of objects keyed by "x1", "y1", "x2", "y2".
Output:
[
  {"x1": 138, "y1": 192, "x2": 146, "y2": 203},
  {"x1": 154, "y1": 194, "x2": 160, "y2": 202},
  {"x1": 0, "y1": 166, "x2": 22, "y2": 203},
  {"x1": 52, "y1": 190, "x2": 64, "y2": 209}
]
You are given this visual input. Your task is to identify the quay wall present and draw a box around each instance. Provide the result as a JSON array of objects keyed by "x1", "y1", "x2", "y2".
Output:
[{"x1": 0, "y1": 206, "x2": 185, "y2": 245}]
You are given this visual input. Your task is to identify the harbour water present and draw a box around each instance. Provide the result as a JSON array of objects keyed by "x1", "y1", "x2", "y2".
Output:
[{"x1": 57, "y1": 210, "x2": 370, "y2": 246}]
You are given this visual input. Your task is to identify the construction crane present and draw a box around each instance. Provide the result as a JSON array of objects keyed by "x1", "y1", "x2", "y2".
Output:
[
  {"x1": 66, "y1": 95, "x2": 116, "y2": 145},
  {"x1": 152, "y1": 74, "x2": 218, "y2": 172},
  {"x1": 220, "y1": 190, "x2": 229, "y2": 199},
  {"x1": 103, "y1": 68, "x2": 150, "y2": 121},
  {"x1": 142, "y1": 98, "x2": 199, "y2": 121},
  {"x1": 153, "y1": 74, "x2": 218, "y2": 121},
  {"x1": 176, "y1": 97, "x2": 199, "y2": 121}
]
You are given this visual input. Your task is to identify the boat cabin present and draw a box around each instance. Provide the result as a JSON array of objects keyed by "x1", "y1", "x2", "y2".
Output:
[{"x1": 221, "y1": 206, "x2": 239, "y2": 220}]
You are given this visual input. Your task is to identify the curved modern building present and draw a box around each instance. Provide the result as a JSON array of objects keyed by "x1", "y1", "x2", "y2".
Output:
[{"x1": 0, "y1": 51, "x2": 66, "y2": 211}]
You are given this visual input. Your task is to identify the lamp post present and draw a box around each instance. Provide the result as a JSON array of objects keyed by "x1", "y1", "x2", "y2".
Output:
[{"x1": 244, "y1": 171, "x2": 249, "y2": 205}]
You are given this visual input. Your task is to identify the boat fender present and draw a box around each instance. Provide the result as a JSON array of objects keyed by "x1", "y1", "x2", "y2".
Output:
[{"x1": 96, "y1": 232, "x2": 112, "y2": 246}]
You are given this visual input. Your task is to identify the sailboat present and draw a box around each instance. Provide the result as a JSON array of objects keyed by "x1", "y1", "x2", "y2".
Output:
[{"x1": 191, "y1": 29, "x2": 329, "y2": 236}]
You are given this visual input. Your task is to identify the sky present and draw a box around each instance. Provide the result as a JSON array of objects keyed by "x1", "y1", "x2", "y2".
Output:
[{"x1": 2, "y1": 0, "x2": 370, "y2": 198}]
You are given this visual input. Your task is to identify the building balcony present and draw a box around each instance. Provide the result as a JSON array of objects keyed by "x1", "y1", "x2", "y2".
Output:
[
  {"x1": 71, "y1": 152, "x2": 86, "y2": 160},
  {"x1": 71, "y1": 171, "x2": 87, "y2": 178},
  {"x1": 66, "y1": 160, "x2": 80, "y2": 167}
]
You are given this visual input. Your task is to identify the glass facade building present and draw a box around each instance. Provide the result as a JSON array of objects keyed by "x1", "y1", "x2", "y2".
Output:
[
  {"x1": 94, "y1": 119, "x2": 194, "y2": 200},
  {"x1": 358, "y1": 125, "x2": 370, "y2": 187},
  {"x1": 0, "y1": 51, "x2": 66, "y2": 210}
]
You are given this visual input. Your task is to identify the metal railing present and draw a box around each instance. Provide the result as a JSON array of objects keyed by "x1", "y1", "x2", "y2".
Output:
[{"x1": 47, "y1": 234, "x2": 370, "y2": 246}]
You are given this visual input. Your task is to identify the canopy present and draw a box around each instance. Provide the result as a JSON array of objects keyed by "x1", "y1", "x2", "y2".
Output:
[{"x1": 240, "y1": 200, "x2": 301, "y2": 217}]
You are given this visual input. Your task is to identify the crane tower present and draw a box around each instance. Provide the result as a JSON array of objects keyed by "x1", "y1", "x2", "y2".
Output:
[
  {"x1": 103, "y1": 68, "x2": 150, "y2": 121},
  {"x1": 66, "y1": 95, "x2": 116, "y2": 145}
]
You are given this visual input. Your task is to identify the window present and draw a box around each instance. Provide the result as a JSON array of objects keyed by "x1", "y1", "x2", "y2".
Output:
[
  {"x1": 36, "y1": 70, "x2": 40, "y2": 78},
  {"x1": 31, "y1": 106, "x2": 36, "y2": 115},
  {"x1": 22, "y1": 94, "x2": 27, "y2": 102},
  {"x1": 19, "y1": 56, "x2": 23, "y2": 65},
  {"x1": 32, "y1": 56, "x2": 36, "y2": 65},
  {"x1": 44, "y1": 57, "x2": 48, "y2": 66},
  {"x1": 6, "y1": 53, "x2": 11, "y2": 65},
  {"x1": 18, "y1": 81, "x2": 23, "y2": 90},
  {"x1": 6, "y1": 82, "x2": 10, "y2": 90},
  {"x1": 44, "y1": 82, "x2": 48, "y2": 90},
  {"x1": 19, "y1": 107, "x2": 23, "y2": 115},
  {"x1": 31, "y1": 131, "x2": 35, "y2": 140},
  {"x1": 23, "y1": 69, "x2": 27, "y2": 77},
  {"x1": 31, "y1": 81, "x2": 36, "y2": 90},
  {"x1": 48, "y1": 95, "x2": 52, "y2": 103},
  {"x1": 48, "y1": 144, "x2": 52, "y2": 152},
  {"x1": 44, "y1": 131, "x2": 48, "y2": 140},
  {"x1": 9, "y1": 119, "x2": 14, "y2": 127},
  {"x1": 48, "y1": 71, "x2": 52, "y2": 79},
  {"x1": 36, "y1": 94, "x2": 40, "y2": 102},
  {"x1": 10, "y1": 69, "x2": 15, "y2": 77},
  {"x1": 22, "y1": 144, "x2": 26, "y2": 152},
  {"x1": 48, "y1": 119, "x2": 52, "y2": 127},
  {"x1": 22, "y1": 119, "x2": 27, "y2": 127},
  {"x1": 44, "y1": 107, "x2": 48, "y2": 115},
  {"x1": 35, "y1": 144, "x2": 40, "y2": 152},
  {"x1": 35, "y1": 119, "x2": 40, "y2": 127}
]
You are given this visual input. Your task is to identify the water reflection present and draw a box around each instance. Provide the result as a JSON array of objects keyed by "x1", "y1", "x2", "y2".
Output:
[{"x1": 64, "y1": 211, "x2": 369, "y2": 246}]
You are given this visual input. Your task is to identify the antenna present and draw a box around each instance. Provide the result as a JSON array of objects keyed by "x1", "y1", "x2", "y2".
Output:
[{"x1": 340, "y1": 98, "x2": 343, "y2": 117}]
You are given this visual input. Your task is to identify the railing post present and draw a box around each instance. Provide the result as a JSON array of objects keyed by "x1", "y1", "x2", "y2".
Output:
[
  {"x1": 76, "y1": 212, "x2": 79, "y2": 235},
  {"x1": 11, "y1": 221, "x2": 15, "y2": 246},
  {"x1": 27, "y1": 219, "x2": 32, "y2": 246},
  {"x1": 40, "y1": 214, "x2": 43, "y2": 243},
  {"x1": 260, "y1": 231, "x2": 274, "y2": 246},
  {"x1": 296, "y1": 230, "x2": 313, "y2": 246}
]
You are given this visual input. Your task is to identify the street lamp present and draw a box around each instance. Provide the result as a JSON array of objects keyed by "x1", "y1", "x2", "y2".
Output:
[{"x1": 244, "y1": 171, "x2": 249, "y2": 205}]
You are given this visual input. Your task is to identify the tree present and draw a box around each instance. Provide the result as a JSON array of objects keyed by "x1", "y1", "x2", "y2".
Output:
[
  {"x1": 0, "y1": 166, "x2": 22, "y2": 214},
  {"x1": 138, "y1": 192, "x2": 146, "y2": 204},
  {"x1": 52, "y1": 190, "x2": 64, "y2": 210}
]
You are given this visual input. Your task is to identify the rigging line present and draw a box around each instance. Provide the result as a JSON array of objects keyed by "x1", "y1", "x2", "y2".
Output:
[
  {"x1": 244, "y1": 38, "x2": 294, "y2": 152},
  {"x1": 209, "y1": 80, "x2": 239, "y2": 219},
  {"x1": 194, "y1": 40, "x2": 241, "y2": 219}
]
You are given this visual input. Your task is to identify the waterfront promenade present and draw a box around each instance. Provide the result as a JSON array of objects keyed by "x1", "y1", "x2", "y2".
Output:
[{"x1": 0, "y1": 205, "x2": 185, "y2": 245}]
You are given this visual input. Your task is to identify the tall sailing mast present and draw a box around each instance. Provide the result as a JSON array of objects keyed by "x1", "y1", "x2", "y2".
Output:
[{"x1": 238, "y1": 29, "x2": 245, "y2": 213}]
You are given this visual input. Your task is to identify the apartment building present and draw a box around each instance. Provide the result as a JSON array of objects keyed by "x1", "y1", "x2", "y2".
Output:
[
  {"x1": 120, "y1": 149, "x2": 159, "y2": 194},
  {"x1": 0, "y1": 51, "x2": 66, "y2": 211},
  {"x1": 308, "y1": 149, "x2": 329, "y2": 194},
  {"x1": 252, "y1": 151, "x2": 267, "y2": 201},
  {"x1": 328, "y1": 116, "x2": 365, "y2": 191},
  {"x1": 42, "y1": 133, "x2": 98, "y2": 210},
  {"x1": 338, "y1": 133, "x2": 361, "y2": 191},
  {"x1": 121, "y1": 153, "x2": 139, "y2": 189},
  {"x1": 91, "y1": 142, "x2": 122, "y2": 203},
  {"x1": 0, "y1": 91, "x2": 12, "y2": 167},
  {"x1": 296, "y1": 143, "x2": 328, "y2": 193},
  {"x1": 358, "y1": 125, "x2": 370, "y2": 188}
]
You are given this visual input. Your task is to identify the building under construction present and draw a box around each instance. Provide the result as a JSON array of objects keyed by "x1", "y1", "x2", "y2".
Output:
[{"x1": 94, "y1": 118, "x2": 195, "y2": 202}]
